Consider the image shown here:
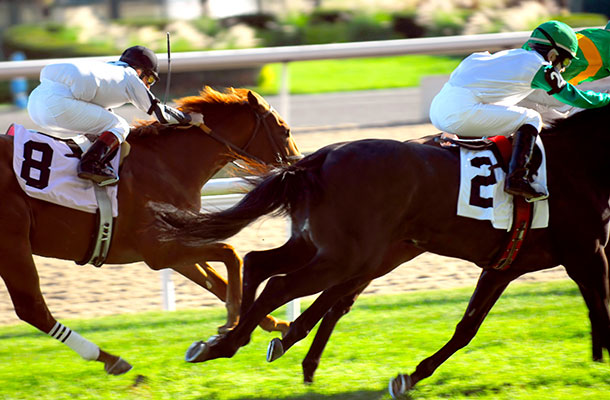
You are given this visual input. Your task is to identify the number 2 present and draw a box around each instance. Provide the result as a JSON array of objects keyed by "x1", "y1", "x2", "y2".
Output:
[{"x1": 469, "y1": 156, "x2": 497, "y2": 208}]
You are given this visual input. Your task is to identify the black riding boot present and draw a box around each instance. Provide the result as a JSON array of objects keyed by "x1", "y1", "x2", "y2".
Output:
[
  {"x1": 77, "y1": 131, "x2": 120, "y2": 186},
  {"x1": 504, "y1": 124, "x2": 548, "y2": 201}
]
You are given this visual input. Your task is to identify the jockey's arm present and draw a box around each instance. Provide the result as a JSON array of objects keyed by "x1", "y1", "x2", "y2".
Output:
[
  {"x1": 125, "y1": 75, "x2": 201, "y2": 126},
  {"x1": 531, "y1": 65, "x2": 610, "y2": 109}
]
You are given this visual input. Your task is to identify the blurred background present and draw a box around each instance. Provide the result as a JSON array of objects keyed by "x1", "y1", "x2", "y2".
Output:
[{"x1": 0, "y1": 0, "x2": 608, "y2": 105}]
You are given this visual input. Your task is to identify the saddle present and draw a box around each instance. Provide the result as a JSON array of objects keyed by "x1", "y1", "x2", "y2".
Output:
[
  {"x1": 5, "y1": 123, "x2": 130, "y2": 267},
  {"x1": 436, "y1": 133, "x2": 542, "y2": 178},
  {"x1": 435, "y1": 132, "x2": 542, "y2": 270}
]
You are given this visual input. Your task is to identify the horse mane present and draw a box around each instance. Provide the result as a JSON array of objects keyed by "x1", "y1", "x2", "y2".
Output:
[
  {"x1": 543, "y1": 104, "x2": 610, "y2": 136},
  {"x1": 130, "y1": 86, "x2": 254, "y2": 138}
]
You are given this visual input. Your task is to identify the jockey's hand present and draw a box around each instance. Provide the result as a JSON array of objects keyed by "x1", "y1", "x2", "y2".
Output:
[{"x1": 189, "y1": 112, "x2": 204, "y2": 127}]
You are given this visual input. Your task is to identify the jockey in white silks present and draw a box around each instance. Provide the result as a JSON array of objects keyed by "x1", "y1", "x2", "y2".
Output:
[
  {"x1": 429, "y1": 20, "x2": 610, "y2": 202},
  {"x1": 27, "y1": 45, "x2": 204, "y2": 186}
]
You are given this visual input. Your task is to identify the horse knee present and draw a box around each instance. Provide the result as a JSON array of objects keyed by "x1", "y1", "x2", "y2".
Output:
[
  {"x1": 332, "y1": 297, "x2": 356, "y2": 317},
  {"x1": 243, "y1": 252, "x2": 267, "y2": 287},
  {"x1": 217, "y1": 244, "x2": 242, "y2": 266},
  {"x1": 13, "y1": 296, "x2": 53, "y2": 331}
]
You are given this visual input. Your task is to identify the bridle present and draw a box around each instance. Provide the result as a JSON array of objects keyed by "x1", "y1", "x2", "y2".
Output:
[{"x1": 197, "y1": 106, "x2": 301, "y2": 166}]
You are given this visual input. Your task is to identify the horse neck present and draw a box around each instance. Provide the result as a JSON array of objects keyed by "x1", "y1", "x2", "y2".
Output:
[
  {"x1": 544, "y1": 129, "x2": 610, "y2": 201},
  {"x1": 139, "y1": 128, "x2": 234, "y2": 194},
  {"x1": 131, "y1": 102, "x2": 259, "y2": 191}
]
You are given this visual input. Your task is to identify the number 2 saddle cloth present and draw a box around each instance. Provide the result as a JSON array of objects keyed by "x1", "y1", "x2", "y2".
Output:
[
  {"x1": 6, "y1": 123, "x2": 119, "y2": 217},
  {"x1": 456, "y1": 135, "x2": 549, "y2": 230}
]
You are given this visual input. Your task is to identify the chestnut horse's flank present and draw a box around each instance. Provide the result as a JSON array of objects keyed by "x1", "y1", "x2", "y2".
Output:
[
  {"x1": 0, "y1": 87, "x2": 300, "y2": 375},
  {"x1": 153, "y1": 104, "x2": 610, "y2": 396}
]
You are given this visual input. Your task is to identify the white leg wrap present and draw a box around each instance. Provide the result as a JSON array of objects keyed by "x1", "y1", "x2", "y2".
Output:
[{"x1": 48, "y1": 322, "x2": 100, "y2": 361}]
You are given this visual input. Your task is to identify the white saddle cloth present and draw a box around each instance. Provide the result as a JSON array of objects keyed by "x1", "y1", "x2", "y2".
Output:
[
  {"x1": 457, "y1": 136, "x2": 549, "y2": 230},
  {"x1": 10, "y1": 124, "x2": 119, "y2": 217}
]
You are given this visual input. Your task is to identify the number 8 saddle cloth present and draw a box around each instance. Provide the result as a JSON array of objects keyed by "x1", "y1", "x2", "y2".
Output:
[{"x1": 7, "y1": 123, "x2": 119, "y2": 217}]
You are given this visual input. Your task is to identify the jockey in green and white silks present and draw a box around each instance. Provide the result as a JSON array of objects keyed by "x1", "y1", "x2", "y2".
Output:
[
  {"x1": 562, "y1": 21, "x2": 610, "y2": 85},
  {"x1": 429, "y1": 20, "x2": 610, "y2": 202}
]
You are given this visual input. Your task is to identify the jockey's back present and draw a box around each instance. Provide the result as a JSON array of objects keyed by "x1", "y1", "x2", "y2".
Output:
[{"x1": 40, "y1": 61, "x2": 146, "y2": 110}]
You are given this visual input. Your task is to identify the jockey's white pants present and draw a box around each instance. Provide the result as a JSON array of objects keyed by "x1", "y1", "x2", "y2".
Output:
[
  {"x1": 27, "y1": 80, "x2": 129, "y2": 143},
  {"x1": 429, "y1": 83, "x2": 543, "y2": 137}
]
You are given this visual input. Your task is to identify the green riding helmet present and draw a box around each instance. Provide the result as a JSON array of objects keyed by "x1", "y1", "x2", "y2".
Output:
[{"x1": 527, "y1": 20, "x2": 578, "y2": 59}]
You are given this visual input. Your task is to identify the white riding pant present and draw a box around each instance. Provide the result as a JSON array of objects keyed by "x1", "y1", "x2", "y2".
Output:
[
  {"x1": 429, "y1": 83, "x2": 543, "y2": 137},
  {"x1": 27, "y1": 80, "x2": 129, "y2": 143}
]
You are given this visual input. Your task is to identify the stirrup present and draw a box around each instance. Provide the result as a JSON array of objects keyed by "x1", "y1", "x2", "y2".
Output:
[
  {"x1": 504, "y1": 179, "x2": 547, "y2": 202},
  {"x1": 97, "y1": 176, "x2": 119, "y2": 187},
  {"x1": 77, "y1": 163, "x2": 119, "y2": 186},
  {"x1": 525, "y1": 192, "x2": 548, "y2": 203},
  {"x1": 77, "y1": 171, "x2": 119, "y2": 186}
]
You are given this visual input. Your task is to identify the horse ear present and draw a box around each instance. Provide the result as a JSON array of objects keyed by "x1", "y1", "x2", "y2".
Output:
[{"x1": 247, "y1": 90, "x2": 266, "y2": 111}]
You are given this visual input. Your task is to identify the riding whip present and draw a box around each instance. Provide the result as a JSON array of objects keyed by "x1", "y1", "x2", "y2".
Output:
[{"x1": 163, "y1": 32, "x2": 171, "y2": 105}]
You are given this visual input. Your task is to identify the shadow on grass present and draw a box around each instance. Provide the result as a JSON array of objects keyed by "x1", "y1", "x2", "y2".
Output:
[{"x1": 226, "y1": 389, "x2": 395, "y2": 400}]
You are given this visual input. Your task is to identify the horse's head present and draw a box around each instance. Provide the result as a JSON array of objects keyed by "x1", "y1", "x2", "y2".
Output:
[
  {"x1": 176, "y1": 87, "x2": 302, "y2": 168},
  {"x1": 244, "y1": 90, "x2": 302, "y2": 165}
]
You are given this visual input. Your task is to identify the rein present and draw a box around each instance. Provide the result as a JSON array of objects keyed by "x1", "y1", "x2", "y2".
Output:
[{"x1": 197, "y1": 106, "x2": 294, "y2": 167}]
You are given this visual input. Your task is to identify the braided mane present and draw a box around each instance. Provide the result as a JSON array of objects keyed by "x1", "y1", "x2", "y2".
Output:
[{"x1": 130, "y1": 86, "x2": 253, "y2": 137}]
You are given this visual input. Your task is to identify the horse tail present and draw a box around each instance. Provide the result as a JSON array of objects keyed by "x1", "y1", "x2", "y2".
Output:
[{"x1": 152, "y1": 146, "x2": 330, "y2": 244}]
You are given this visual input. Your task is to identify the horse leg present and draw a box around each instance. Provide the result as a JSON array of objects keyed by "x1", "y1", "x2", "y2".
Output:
[
  {"x1": 169, "y1": 242, "x2": 243, "y2": 334},
  {"x1": 241, "y1": 235, "x2": 316, "y2": 324},
  {"x1": 291, "y1": 242, "x2": 422, "y2": 383},
  {"x1": 190, "y1": 252, "x2": 356, "y2": 362},
  {"x1": 300, "y1": 283, "x2": 368, "y2": 383},
  {"x1": 389, "y1": 268, "x2": 523, "y2": 398},
  {"x1": 171, "y1": 245, "x2": 288, "y2": 335},
  {"x1": 564, "y1": 249, "x2": 610, "y2": 362},
  {"x1": 173, "y1": 261, "x2": 241, "y2": 333},
  {"x1": 0, "y1": 250, "x2": 131, "y2": 375},
  {"x1": 267, "y1": 279, "x2": 368, "y2": 363}
]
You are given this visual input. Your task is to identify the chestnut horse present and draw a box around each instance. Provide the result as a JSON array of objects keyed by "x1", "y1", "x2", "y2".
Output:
[
  {"x1": 153, "y1": 104, "x2": 610, "y2": 397},
  {"x1": 0, "y1": 87, "x2": 300, "y2": 375}
]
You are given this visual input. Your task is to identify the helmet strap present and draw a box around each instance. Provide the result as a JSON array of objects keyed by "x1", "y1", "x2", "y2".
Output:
[{"x1": 536, "y1": 27, "x2": 563, "y2": 57}]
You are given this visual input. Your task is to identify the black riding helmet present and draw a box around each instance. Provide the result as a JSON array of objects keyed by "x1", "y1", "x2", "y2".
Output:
[{"x1": 119, "y1": 46, "x2": 159, "y2": 84}]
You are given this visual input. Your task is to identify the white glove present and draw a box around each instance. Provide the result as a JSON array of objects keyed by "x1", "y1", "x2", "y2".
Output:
[{"x1": 189, "y1": 112, "x2": 204, "y2": 127}]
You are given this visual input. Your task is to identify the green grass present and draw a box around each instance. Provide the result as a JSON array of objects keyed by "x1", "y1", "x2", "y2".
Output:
[
  {"x1": 256, "y1": 55, "x2": 463, "y2": 94},
  {"x1": 1, "y1": 280, "x2": 608, "y2": 400}
]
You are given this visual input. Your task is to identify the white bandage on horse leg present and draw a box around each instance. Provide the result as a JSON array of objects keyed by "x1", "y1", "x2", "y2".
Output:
[{"x1": 48, "y1": 322, "x2": 100, "y2": 361}]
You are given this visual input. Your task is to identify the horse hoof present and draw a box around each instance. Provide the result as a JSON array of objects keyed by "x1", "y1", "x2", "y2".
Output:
[
  {"x1": 105, "y1": 357, "x2": 133, "y2": 375},
  {"x1": 266, "y1": 338, "x2": 284, "y2": 362},
  {"x1": 185, "y1": 340, "x2": 208, "y2": 363},
  {"x1": 388, "y1": 374, "x2": 412, "y2": 399}
]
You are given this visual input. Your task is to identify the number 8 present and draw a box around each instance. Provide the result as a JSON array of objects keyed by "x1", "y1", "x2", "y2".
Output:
[{"x1": 20, "y1": 140, "x2": 53, "y2": 189}]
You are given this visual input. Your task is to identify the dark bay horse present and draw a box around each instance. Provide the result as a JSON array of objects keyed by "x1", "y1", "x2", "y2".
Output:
[
  {"x1": 152, "y1": 103, "x2": 610, "y2": 396},
  {"x1": 0, "y1": 87, "x2": 300, "y2": 375}
]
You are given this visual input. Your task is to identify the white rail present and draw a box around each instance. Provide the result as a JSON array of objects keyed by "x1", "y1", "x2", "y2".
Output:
[{"x1": 0, "y1": 31, "x2": 534, "y2": 80}]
